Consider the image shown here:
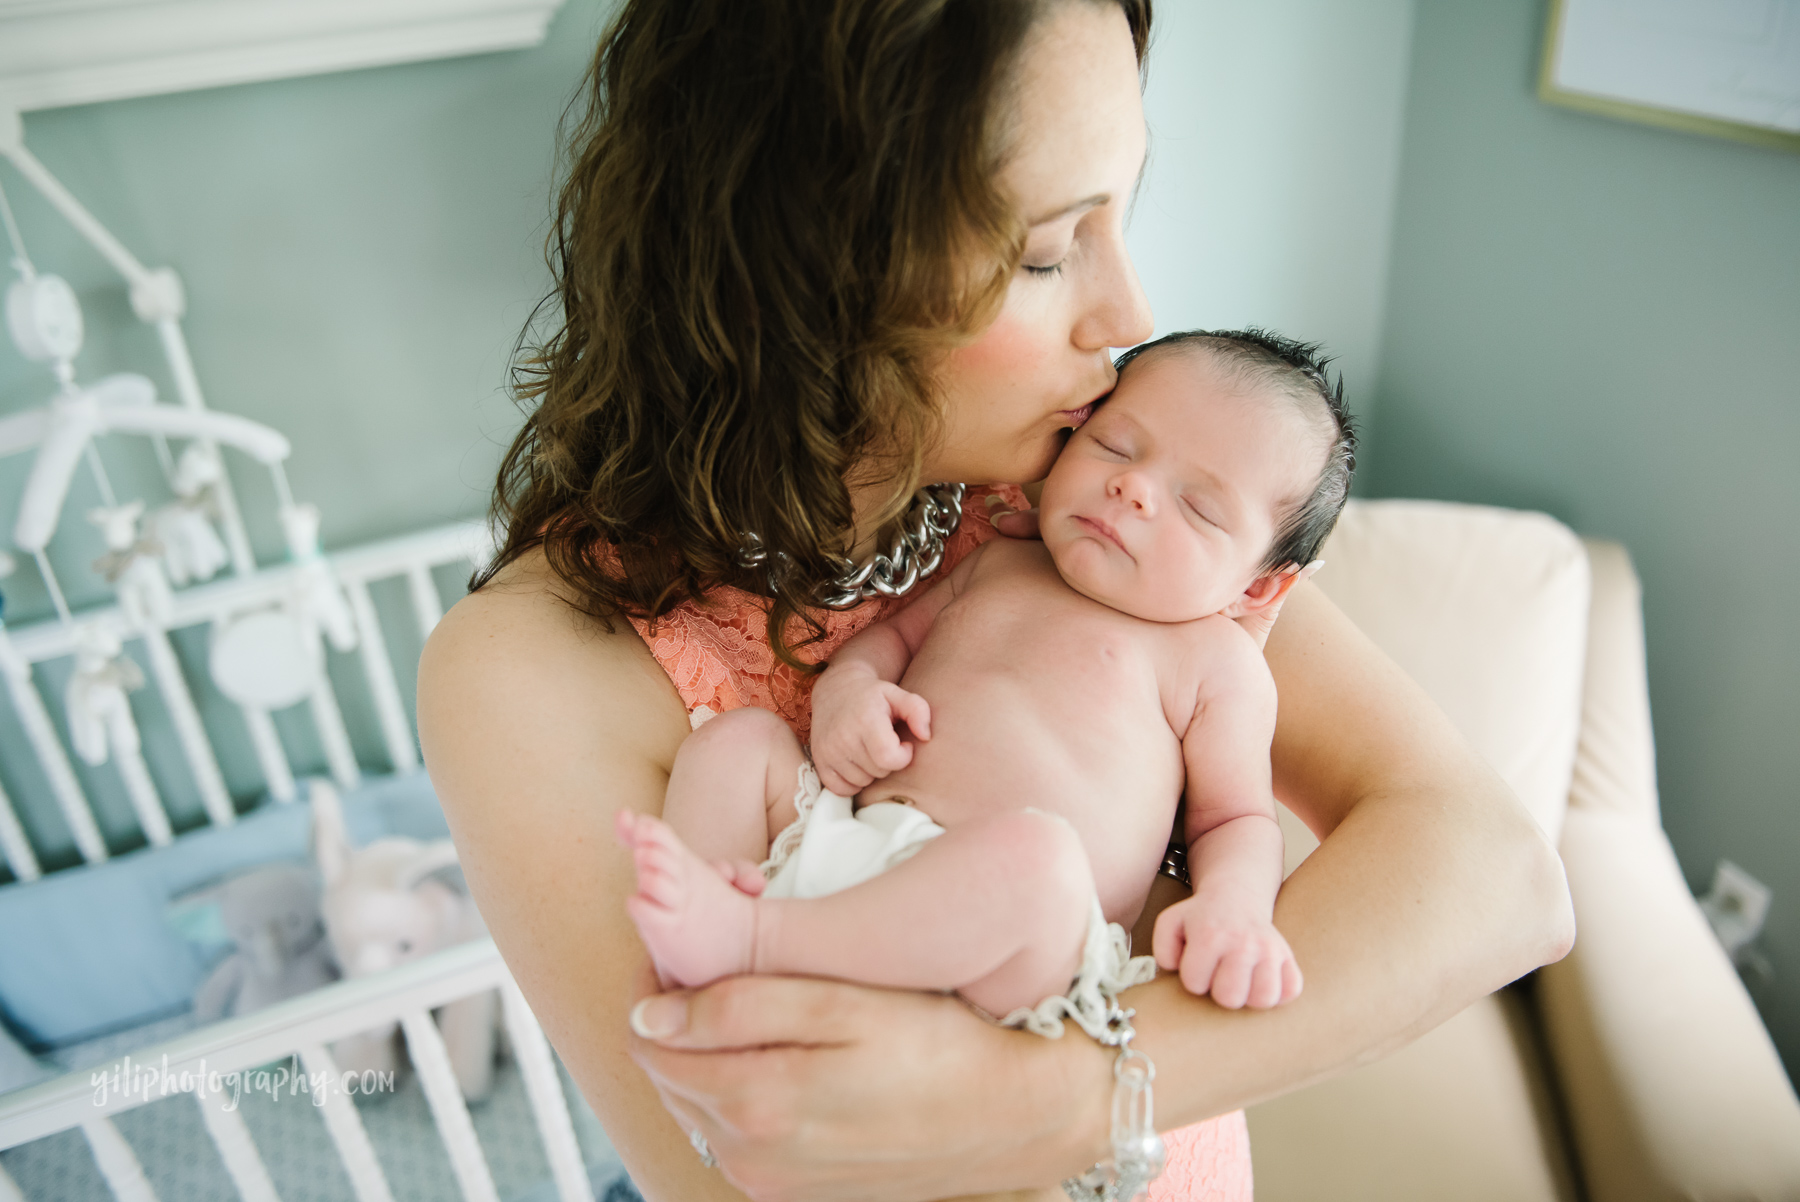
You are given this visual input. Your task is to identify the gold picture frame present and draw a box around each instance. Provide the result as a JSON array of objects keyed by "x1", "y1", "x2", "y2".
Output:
[{"x1": 1539, "y1": 0, "x2": 1800, "y2": 155}]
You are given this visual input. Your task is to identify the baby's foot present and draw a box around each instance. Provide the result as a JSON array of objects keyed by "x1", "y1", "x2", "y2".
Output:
[{"x1": 615, "y1": 811, "x2": 757, "y2": 989}]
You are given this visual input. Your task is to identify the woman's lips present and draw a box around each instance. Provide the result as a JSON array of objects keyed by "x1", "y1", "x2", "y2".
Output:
[
  {"x1": 1074, "y1": 514, "x2": 1128, "y2": 554},
  {"x1": 1056, "y1": 403, "x2": 1094, "y2": 429}
]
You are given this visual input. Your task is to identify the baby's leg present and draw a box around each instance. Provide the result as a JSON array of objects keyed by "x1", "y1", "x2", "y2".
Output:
[
  {"x1": 661, "y1": 706, "x2": 806, "y2": 883},
  {"x1": 621, "y1": 807, "x2": 1093, "y2": 1016},
  {"x1": 625, "y1": 707, "x2": 805, "y2": 985}
]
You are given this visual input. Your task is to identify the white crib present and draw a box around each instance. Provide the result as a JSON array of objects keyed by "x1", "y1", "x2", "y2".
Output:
[
  {"x1": 0, "y1": 522, "x2": 617, "y2": 1202},
  {"x1": 0, "y1": 939, "x2": 592, "y2": 1202},
  {"x1": 0, "y1": 521, "x2": 622, "y2": 1202}
]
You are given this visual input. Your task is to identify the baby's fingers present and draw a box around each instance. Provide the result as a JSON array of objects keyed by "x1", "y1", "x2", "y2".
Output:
[
  {"x1": 1151, "y1": 907, "x2": 1189, "y2": 972},
  {"x1": 1244, "y1": 957, "x2": 1287, "y2": 1010},
  {"x1": 815, "y1": 758, "x2": 871, "y2": 797},
  {"x1": 883, "y1": 685, "x2": 931, "y2": 743},
  {"x1": 1208, "y1": 950, "x2": 1256, "y2": 1010},
  {"x1": 860, "y1": 726, "x2": 914, "y2": 775},
  {"x1": 1281, "y1": 958, "x2": 1304, "y2": 1004}
]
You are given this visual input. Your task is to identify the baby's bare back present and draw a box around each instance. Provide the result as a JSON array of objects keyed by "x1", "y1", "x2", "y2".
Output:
[{"x1": 859, "y1": 540, "x2": 1213, "y2": 928}]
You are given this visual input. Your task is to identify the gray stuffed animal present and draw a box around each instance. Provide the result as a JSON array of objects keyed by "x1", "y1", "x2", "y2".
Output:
[{"x1": 189, "y1": 863, "x2": 339, "y2": 1022}]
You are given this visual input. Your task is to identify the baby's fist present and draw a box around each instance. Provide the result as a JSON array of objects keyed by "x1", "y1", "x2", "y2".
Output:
[
  {"x1": 1152, "y1": 897, "x2": 1302, "y2": 1010},
  {"x1": 810, "y1": 674, "x2": 930, "y2": 796}
]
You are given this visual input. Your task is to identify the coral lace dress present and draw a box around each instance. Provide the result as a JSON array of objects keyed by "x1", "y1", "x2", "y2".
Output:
[{"x1": 627, "y1": 484, "x2": 1254, "y2": 1200}]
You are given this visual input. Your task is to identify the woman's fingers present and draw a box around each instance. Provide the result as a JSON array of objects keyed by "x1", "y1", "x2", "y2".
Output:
[
  {"x1": 988, "y1": 506, "x2": 1042, "y2": 540},
  {"x1": 632, "y1": 975, "x2": 882, "y2": 1051}
]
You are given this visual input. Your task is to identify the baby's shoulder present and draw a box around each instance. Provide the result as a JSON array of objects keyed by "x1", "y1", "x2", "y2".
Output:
[{"x1": 1173, "y1": 614, "x2": 1275, "y2": 699}]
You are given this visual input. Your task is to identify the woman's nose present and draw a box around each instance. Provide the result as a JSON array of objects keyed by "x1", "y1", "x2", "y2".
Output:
[{"x1": 1076, "y1": 226, "x2": 1154, "y2": 352}]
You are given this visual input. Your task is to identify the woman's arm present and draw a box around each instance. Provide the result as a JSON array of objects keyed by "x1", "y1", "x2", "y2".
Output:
[
  {"x1": 625, "y1": 580, "x2": 1575, "y2": 1198},
  {"x1": 423, "y1": 558, "x2": 1573, "y2": 1201},
  {"x1": 417, "y1": 552, "x2": 749, "y2": 1201},
  {"x1": 1114, "y1": 578, "x2": 1575, "y2": 1121}
]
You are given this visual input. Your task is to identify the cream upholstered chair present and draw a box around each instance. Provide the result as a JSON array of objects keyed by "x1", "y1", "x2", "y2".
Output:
[{"x1": 1246, "y1": 499, "x2": 1800, "y2": 1202}]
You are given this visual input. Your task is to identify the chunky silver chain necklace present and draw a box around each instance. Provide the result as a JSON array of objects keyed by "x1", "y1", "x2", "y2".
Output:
[{"x1": 737, "y1": 482, "x2": 965, "y2": 610}]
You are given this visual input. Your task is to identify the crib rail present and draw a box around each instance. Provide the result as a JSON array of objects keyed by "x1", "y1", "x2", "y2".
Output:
[
  {"x1": 0, "y1": 520, "x2": 494, "y2": 882},
  {"x1": 0, "y1": 939, "x2": 590, "y2": 1202}
]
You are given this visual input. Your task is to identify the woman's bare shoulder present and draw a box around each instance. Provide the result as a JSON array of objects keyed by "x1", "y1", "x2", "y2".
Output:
[{"x1": 418, "y1": 547, "x2": 689, "y2": 780}]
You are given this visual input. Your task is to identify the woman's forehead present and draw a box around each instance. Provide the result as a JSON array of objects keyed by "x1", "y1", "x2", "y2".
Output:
[{"x1": 1001, "y1": 4, "x2": 1147, "y2": 221}]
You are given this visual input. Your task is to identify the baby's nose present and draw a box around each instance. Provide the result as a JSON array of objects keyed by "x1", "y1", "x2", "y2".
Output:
[{"x1": 1111, "y1": 472, "x2": 1154, "y2": 512}]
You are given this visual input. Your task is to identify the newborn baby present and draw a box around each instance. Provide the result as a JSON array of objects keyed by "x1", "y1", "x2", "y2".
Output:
[{"x1": 619, "y1": 329, "x2": 1355, "y2": 1032}]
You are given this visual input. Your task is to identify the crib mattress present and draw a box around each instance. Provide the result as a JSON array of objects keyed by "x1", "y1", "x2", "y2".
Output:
[{"x1": 0, "y1": 772, "x2": 453, "y2": 1052}]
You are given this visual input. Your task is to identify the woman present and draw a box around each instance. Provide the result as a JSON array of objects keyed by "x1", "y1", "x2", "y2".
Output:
[{"x1": 418, "y1": 1, "x2": 1575, "y2": 1198}]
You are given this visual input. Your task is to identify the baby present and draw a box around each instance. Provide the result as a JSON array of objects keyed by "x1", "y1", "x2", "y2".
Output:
[{"x1": 618, "y1": 329, "x2": 1355, "y2": 1034}]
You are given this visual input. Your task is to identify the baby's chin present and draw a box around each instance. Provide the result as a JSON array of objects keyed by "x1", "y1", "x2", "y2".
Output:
[{"x1": 1050, "y1": 549, "x2": 1224, "y2": 624}]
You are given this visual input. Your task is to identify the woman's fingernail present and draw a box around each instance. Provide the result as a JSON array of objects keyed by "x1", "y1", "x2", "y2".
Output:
[{"x1": 630, "y1": 995, "x2": 689, "y2": 1039}]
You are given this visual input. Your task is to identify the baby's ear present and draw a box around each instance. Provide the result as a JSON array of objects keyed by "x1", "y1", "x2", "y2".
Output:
[{"x1": 1219, "y1": 564, "x2": 1304, "y2": 620}]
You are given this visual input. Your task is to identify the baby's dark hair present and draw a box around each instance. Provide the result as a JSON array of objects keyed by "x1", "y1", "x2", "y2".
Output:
[{"x1": 1113, "y1": 327, "x2": 1356, "y2": 573}]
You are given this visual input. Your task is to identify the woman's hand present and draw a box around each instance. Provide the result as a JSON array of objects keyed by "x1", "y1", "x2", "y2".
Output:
[{"x1": 628, "y1": 972, "x2": 1112, "y2": 1202}]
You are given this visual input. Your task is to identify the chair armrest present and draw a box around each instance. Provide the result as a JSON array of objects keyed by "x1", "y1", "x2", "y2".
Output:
[{"x1": 1537, "y1": 806, "x2": 1800, "y2": 1201}]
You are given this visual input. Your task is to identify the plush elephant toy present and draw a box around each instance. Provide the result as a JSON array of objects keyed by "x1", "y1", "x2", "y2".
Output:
[
  {"x1": 310, "y1": 781, "x2": 499, "y2": 1102},
  {"x1": 187, "y1": 863, "x2": 339, "y2": 1022}
]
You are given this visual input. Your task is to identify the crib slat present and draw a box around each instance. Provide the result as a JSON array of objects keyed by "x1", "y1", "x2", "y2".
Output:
[
  {"x1": 115, "y1": 745, "x2": 173, "y2": 847},
  {"x1": 0, "y1": 634, "x2": 107, "y2": 863},
  {"x1": 500, "y1": 980, "x2": 589, "y2": 1202},
  {"x1": 240, "y1": 707, "x2": 296, "y2": 802},
  {"x1": 194, "y1": 1087, "x2": 281, "y2": 1202},
  {"x1": 399, "y1": 1008, "x2": 499, "y2": 1202},
  {"x1": 0, "y1": 779, "x2": 42, "y2": 882},
  {"x1": 307, "y1": 682, "x2": 360, "y2": 791},
  {"x1": 80, "y1": 1117, "x2": 159, "y2": 1202},
  {"x1": 0, "y1": 1154, "x2": 26, "y2": 1202},
  {"x1": 405, "y1": 565, "x2": 443, "y2": 639},
  {"x1": 297, "y1": 1043, "x2": 395, "y2": 1202},
  {"x1": 343, "y1": 579, "x2": 418, "y2": 775},
  {"x1": 139, "y1": 627, "x2": 234, "y2": 828}
]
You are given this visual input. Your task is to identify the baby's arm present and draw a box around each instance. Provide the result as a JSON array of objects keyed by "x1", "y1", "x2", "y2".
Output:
[
  {"x1": 809, "y1": 546, "x2": 980, "y2": 794},
  {"x1": 1151, "y1": 625, "x2": 1302, "y2": 1010}
]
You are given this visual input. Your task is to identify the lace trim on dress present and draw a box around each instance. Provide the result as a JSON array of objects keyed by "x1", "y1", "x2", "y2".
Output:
[{"x1": 627, "y1": 484, "x2": 1027, "y2": 745}]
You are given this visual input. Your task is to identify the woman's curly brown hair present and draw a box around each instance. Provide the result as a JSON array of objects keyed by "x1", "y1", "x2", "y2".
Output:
[{"x1": 477, "y1": 0, "x2": 1151, "y2": 666}]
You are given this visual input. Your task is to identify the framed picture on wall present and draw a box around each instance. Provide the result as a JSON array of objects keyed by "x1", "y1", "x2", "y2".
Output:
[{"x1": 1539, "y1": 0, "x2": 1800, "y2": 153}]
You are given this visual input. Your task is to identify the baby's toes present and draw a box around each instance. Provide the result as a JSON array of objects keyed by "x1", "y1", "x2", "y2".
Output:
[{"x1": 632, "y1": 844, "x2": 686, "y2": 905}]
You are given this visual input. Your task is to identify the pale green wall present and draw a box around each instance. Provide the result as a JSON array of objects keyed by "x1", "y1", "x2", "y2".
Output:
[
  {"x1": 1128, "y1": 0, "x2": 1415, "y2": 397},
  {"x1": 1368, "y1": 0, "x2": 1800, "y2": 1077},
  {"x1": 0, "y1": 0, "x2": 1421, "y2": 861},
  {"x1": 0, "y1": 1, "x2": 610, "y2": 861},
  {"x1": 0, "y1": 1, "x2": 612, "y2": 623}
]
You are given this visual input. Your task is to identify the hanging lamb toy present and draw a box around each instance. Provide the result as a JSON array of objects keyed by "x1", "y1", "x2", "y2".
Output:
[
  {"x1": 148, "y1": 444, "x2": 231, "y2": 587},
  {"x1": 280, "y1": 503, "x2": 356, "y2": 653},
  {"x1": 89, "y1": 500, "x2": 173, "y2": 631},
  {"x1": 65, "y1": 623, "x2": 145, "y2": 767}
]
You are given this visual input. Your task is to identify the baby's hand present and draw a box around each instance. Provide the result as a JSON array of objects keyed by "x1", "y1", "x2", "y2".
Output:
[
  {"x1": 809, "y1": 668, "x2": 931, "y2": 796},
  {"x1": 1151, "y1": 893, "x2": 1302, "y2": 1010}
]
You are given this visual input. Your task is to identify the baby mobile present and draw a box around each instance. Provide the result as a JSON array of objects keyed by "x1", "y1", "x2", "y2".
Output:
[{"x1": 0, "y1": 117, "x2": 360, "y2": 857}]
